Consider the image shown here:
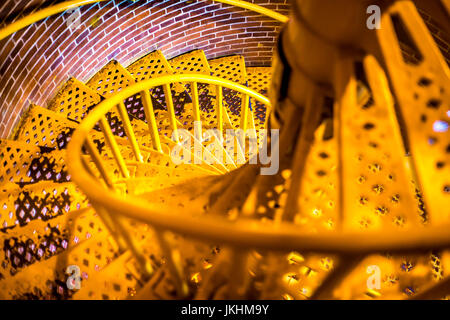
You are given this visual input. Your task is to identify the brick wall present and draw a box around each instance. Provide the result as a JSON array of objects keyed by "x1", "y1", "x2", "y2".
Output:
[{"x1": 0, "y1": 0, "x2": 289, "y2": 138}]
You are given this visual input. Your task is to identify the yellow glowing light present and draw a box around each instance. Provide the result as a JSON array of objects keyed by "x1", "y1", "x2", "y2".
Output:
[
  {"x1": 282, "y1": 293, "x2": 294, "y2": 300},
  {"x1": 203, "y1": 261, "x2": 213, "y2": 270},
  {"x1": 312, "y1": 208, "x2": 322, "y2": 217},
  {"x1": 365, "y1": 289, "x2": 381, "y2": 298},
  {"x1": 191, "y1": 272, "x2": 202, "y2": 284},
  {"x1": 287, "y1": 252, "x2": 305, "y2": 265},
  {"x1": 283, "y1": 273, "x2": 299, "y2": 286}
]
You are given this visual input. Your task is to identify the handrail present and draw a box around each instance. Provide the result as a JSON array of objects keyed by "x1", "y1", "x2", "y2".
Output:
[
  {"x1": 67, "y1": 73, "x2": 450, "y2": 255},
  {"x1": 0, "y1": 0, "x2": 107, "y2": 41},
  {"x1": 212, "y1": 0, "x2": 289, "y2": 23},
  {"x1": 0, "y1": 0, "x2": 288, "y2": 41}
]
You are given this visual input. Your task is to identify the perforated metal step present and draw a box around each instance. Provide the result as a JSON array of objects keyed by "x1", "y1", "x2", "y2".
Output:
[
  {"x1": 127, "y1": 50, "x2": 191, "y2": 118},
  {"x1": 207, "y1": 56, "x2": 244, "y2": 130},
  {"x1": 247, "y1": 67, "x2": 272, "y2": 128},
  {"x1": 0, "y1": 181, "x2": 88, "y2": 230},
  {"x1": 169, "y1": 50, "x2": 217, "y2": 117},
  {"x1": 48, "y1": 77, "x2": 102, "y2": 123},
  {"x1": 0, "y1": 140, "x2": 68, "y2": 188},
  {"x1": 0, "y1": 207, "x2": 116, "y2": 299}
]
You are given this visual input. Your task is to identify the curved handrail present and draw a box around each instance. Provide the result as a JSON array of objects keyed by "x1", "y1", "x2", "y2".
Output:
[
  {"x1": 67, "y1": 74, "x2": 450, "y2": 255},
  {"x1": 0, "y1": 0, "x2": 107, "y2": 41},
  {"x1": 212, "y1": 0, "x2": 289, "y2": 23},
  {"x1": 0, "y1": 0, "x2": 288, "y2": 41}
]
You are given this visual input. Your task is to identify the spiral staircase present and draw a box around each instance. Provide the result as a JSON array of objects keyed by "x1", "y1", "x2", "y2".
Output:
[
  {"x1": 0, "y1": 0, "x2": 449, "y2": 300},
  {"x1": 0, "y1": 47, "x2": 274, "y2": 299}
]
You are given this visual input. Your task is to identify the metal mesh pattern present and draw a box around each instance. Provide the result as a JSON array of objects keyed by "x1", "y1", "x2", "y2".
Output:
[
  {"x1": 0, "y1": 182, "x2": 88, "y2": 229},
  {"x1": 86, "y1": 60, "x2": 136, "y2": 98},
  {"x1": 377, "y1": 1, "x2": 450, "y2": 225},
  {"x1": 15, "y1": 105, "x2": 78, "y2": 149},
  {"x1": 22, "y1": 150, "x2": 69, "y2": 186},
  {"x1": 0, "y1": 140, "x2": 42, "y2": 187},
  {"x1": 127, "y1": 50, "x2": 191, "y2": 114},
  {"x1": 247, "y1": 67, "x2": 272, "y2": 125},
  {"x1": 0, "y1": 208, "x2": 114, "y2": 299},
  {"x1": 48, "y1": 78, "x2": 101, "y2": 122},
  {"x1": 338, "y1": 62, "x2": 420, "y2": 231},
  {"x1": 170, "y1": 50, "x2": 214, "y2": 115},
  {"x1": 209, "y1": 56, "x2": 249, "y2": 129}
]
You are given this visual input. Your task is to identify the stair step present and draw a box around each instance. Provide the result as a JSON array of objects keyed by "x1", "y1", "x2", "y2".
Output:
[
  {"x1": 0, "y1": 207, "x2": 102, "y2": 279},
  {"x1": 124, "y1": 163, "x2": 213, "y2": 196},
  {"x1": 138, "y1": 174, "x2": 225, "y2": 215},
  {"x1": 208, "y1": 55, "x2": 251, "y2": 130},
  {"x1": 169, "y1": 50, "x2": 217, "y2": 122},
  {"x1": 85, "y1": 60, "x2": 139, "y2": 140},
  {"x1": 9, "y1": 105, "x2": 142, "y2": 168},
  {"x1": 247, "y1": 66, "x2": 272, "y2": 128},
  {"x1": 73, "y1": 251, "x2": 141, "y2": 299},
  {"x1": 71, "y1": 218, "x2": 165, "y2": 299},
  {"x1": 11, "y1": 105, "x2": 120, "y2": 166},
  {"x1": 14, "y1": 104, "x2": 79, "y2": 149},
  {"x1": 209, "y1": 55, "x2": 248, "y2": 84},
  {"x1": 86, "y1": 60, "x2": 135, "y2": 98},
  {"x1": 72, "y1": 233, "x2": 160, "y2": 299},
  {"x1": 127, "y1": 50, "x2": 173, "y2": 81},
  {"x1": 73, "y1": 221, "x2": 218, "y2": 300},
  {"x1": 126, "y1": 50, "x2": 192, "y2": 127},
  {"x1": 169, "y1": 50, "x2": 211, "y2": 75},
  {"x1": 11, "y1": 105, "x2": 106, "y2": 157},
  {"x1": 0, "y1": 181, "x2": 89, "y2": 230},
  {"x1": 0, "y1": 139, "x2": 40, "y2": 187},
  {"x1": 47, "y1": 77, "x2": 102, "y2": 123},
  {"x1": 0, "y1": 209, "x2": 117, "y2": 299}
]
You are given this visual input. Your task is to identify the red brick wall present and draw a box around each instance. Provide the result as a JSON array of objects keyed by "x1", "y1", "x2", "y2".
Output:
[{"x1": 0, "y1": 0, "x2": 289, "y2": 138}]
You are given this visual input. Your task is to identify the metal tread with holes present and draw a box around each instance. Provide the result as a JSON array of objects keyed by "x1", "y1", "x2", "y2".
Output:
[
  {"x1": 1, "y1": 5, "x2": 448, "y2": 300},
  {"x1": 0, "y1": 48, "x2": 268, "y2": 299}
]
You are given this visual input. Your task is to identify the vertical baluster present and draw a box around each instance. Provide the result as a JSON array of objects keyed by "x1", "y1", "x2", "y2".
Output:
[
  {"x1": 92, "y1": 203, "x2": 128, "y2": 253},
  {"x1": 238, "y1": 94, "x2": 250, "y2": 152},
  {"x1": 116, "y1": 101, "x2": 143, "y2": 162},
  {"x1": 83, "y1": 138, "x2": 114, "y2": 188},
  {"x1": 190, "y1": 82, "x2": 202, "y2": 141},
  {"x1": 83, "y1": 139, "x2": 128, "y2": 252},
  {"x1": 99, "y1": 116, "x2": 130, "y2": 178},
  {"x1": 163, "y1": 83, "x2": 179, "y2": 143},
  {"x1": 141, "y1": 89, "x2": 163, "y2": 153},
  {"x1": 81, "y1": 155, "x2": 99, "y2": 180},
  {"x1": 240, "y1": 93, "x2": 249, "y2": 132},
  {"x1": 215, "y1": 84, "x2": 224, "y2": 134},
  {"x1": 96, "y1": 204, "x2": 153, "y2": 277},
  {"x1": 227, "y1": 248, "x2": 249, "y2": 298},
  {"x1": 155, "y1": 231, "x2": 189, "y2": 297}
]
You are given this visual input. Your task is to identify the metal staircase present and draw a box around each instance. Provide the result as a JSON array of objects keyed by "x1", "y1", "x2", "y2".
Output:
[
  {"x1": 0, "y1": 49, "x2": 272, "y2": 299},
  {"x1": 0, "y1": 0, "x2": 449, "y2": 301}
]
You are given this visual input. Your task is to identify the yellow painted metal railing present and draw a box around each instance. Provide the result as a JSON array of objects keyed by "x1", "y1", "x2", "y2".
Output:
[
  {"x1": 69, "y1": 74, "x2": 273, "y2": 288},
  {"x1": 212, "y1": 0, "x2": 288, "y2": 22},
  {"x1": 0, "y1": 0, "x2": 107, "y2": 41},
  {"x1": 67, "y1": 74, "x2": 450, "y2": 255},
  {"x1": 0, "y1": 0, "x2": 288, "y2": 41}
]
